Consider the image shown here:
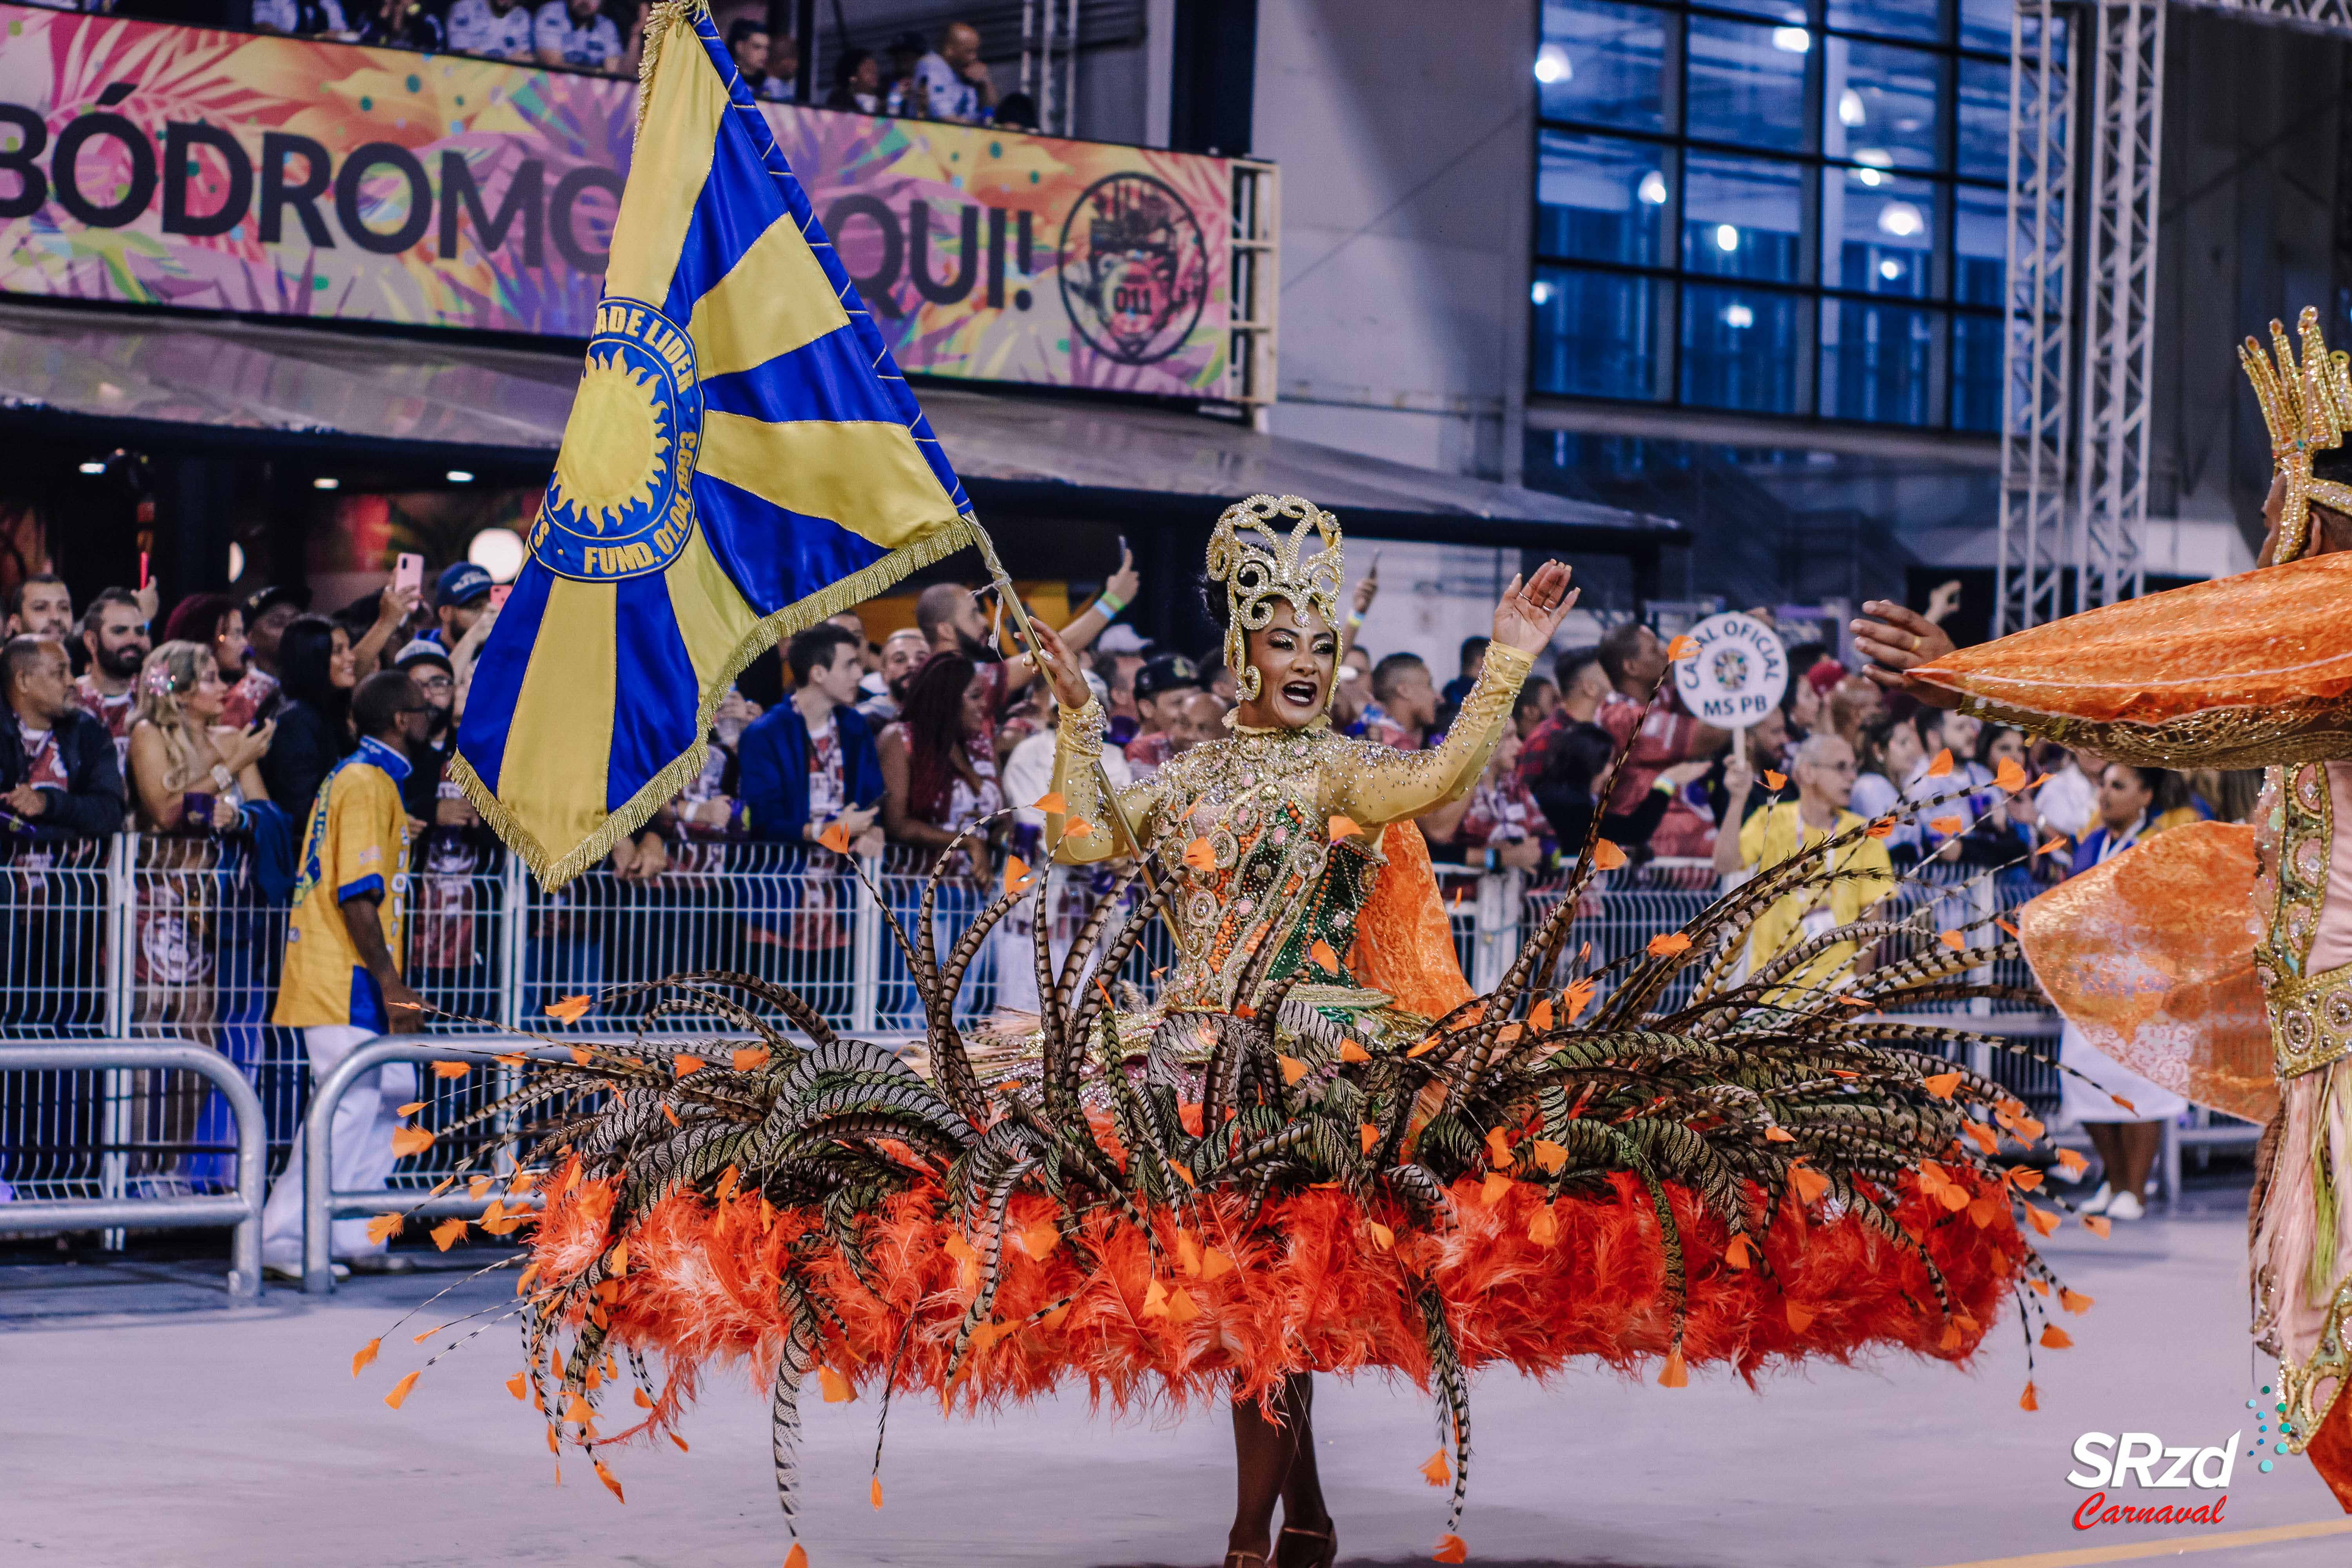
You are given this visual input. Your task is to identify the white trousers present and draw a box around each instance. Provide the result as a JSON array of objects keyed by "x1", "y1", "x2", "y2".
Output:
[{"x1": 258, "y1": 1025, "x2": 417, "y2": 1268}]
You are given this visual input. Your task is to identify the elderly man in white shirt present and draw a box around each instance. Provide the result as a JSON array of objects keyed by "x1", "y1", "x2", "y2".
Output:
[{"x1": 913, "y1": 21, "x2": 997, "y2": 123}]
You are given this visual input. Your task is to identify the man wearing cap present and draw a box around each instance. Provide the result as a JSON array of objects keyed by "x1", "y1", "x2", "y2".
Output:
[
  {"x1": 425, "y1": 563, "x2": 494, "y2": 651},
  {"x1": 1122, "y1": 653, "x2": 1206, "y2": 780}
]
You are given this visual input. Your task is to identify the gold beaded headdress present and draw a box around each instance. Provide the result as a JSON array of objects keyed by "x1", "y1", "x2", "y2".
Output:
[
  {"x1": 1205, "y1": 494, "x2": 1344, "y2": 702},
  {"x1": 2241, "y1": 306, "x2": 2352, "y2": 563}
]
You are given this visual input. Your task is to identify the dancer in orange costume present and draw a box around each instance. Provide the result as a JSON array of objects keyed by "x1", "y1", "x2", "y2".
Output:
[
  {"x1": 399, "y1": 494, "x2": 2056, "y2": 1568},
  {"x1": 1027, "y1": 494, "x2": 1572, "y2": 1567},
  {"x1": 1855, "y1": 307, "x2": 2352, "y2": 1510}
]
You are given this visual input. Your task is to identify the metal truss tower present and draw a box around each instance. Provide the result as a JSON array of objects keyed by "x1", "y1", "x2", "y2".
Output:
[
  {"x1": 2073, "y1": 1, "x2": 2164, "y2": 617},
  {"x1": 1998, "y1": 1, "x2": 2352, "y2": 635},
  {"x1": 1997, "y1": 2, "x2": 2076, "y2": 635}
]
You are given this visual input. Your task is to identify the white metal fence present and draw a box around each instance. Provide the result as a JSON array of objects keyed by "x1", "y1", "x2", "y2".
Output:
[{"x1": 0, "y1": 833, "x2": 2095, "y2": 1229}]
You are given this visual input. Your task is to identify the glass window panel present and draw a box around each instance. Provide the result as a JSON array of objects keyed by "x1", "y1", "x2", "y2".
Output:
[
  {"x1": 1961, "y1": 0, "x2": 2012, "y2": 54},
  {"x1": 1951, "y1": 312, "x2": 2003, "y2": 430},
  {"x1": 1820, "y1": 300, "x2": 1938, "y2": 425},
  {"x1": 1956, "y1": 58, "x2": 2007, "y2": 180},
  {"x1": 1681, "y1": 284, "x2": 1802, "y2": 413},
  {"x1": 1538, "y1": 0, "x2": 1668, "y2": 132},
  {"x1": 1828, "y1": 0, "x2": 1940, "y2": 43},
  {"x1": 1699, "y1": 0, "x2": 1804, "y2": 20},
  {"x1": 1537, "y1": 132, "x2": 1672, "y2": 265},
  {"x1": 1533, "y1": 265, "x2": 1665, "y2": 399},
  {"x1": 1953, "y1": 183, "x2": 2004, "y2": 307},
  {"x1": 1822, "y1": 38, "x2": 1944, "y2": 171},
  {"x1": 1683, "y1": 154, "x2": 1803, "y2": 281},
  {"x1": 1687, "y1": 16, "x2": 1808, "y2": 152},
  {"x1": 1821, "y1": 169, "x2": 1933, "y2": 295}
]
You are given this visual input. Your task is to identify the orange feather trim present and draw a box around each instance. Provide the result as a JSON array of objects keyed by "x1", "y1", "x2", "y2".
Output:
[{"x1": 532, "y1": 1169, "x2": 2021, "y2": 1428}]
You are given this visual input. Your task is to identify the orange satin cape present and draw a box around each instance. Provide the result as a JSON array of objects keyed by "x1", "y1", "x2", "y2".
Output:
[
  {"x1": 2015, "y1": 822, "x2": 2278, "y2": 1125},
  {"x1": 1910, "y1": 552, "x2": 2352, "y2": 766},
  {"x1": 1349, "y1": 820, "x2": 1477, "y2": 1019}
]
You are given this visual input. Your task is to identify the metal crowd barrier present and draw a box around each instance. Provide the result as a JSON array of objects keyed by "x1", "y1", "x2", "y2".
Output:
[
  {"x1": 5, "y1": 831, "x2": 2179, "y2": 1269},
  {"x1": 300, "y1": 1037, "x2": 575, "y2": 1294},
  {"x1": 0, "y1": 1039, "x2": 263, "y2": 1297}
]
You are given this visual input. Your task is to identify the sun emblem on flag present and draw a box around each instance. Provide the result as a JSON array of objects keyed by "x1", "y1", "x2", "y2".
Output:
[
  {"x1": 530, "y1": 299, "x2": 702, "y2": 583},
  {"x1": 549, "y1": 350, "x2": 673, "y2": 535}
]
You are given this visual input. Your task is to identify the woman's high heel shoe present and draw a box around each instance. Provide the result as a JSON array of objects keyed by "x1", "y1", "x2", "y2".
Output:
[
  {"x1": 1223, "y1": 1553, "x2": 1269, "y2": 1568},
  {"x1": 1278, "y1": 1523, "x2": 1338, "y2": 1568}
]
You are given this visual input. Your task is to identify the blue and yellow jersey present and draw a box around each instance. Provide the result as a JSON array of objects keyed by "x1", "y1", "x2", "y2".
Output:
[{"x1": 273, "y1": 738, "x2": 414, "y2": 1031}]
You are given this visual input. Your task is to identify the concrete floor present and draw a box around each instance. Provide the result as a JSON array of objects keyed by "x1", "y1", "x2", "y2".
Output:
[{"x1": 6, "y1": 1183, "x2": 2352, "y2": 1568}]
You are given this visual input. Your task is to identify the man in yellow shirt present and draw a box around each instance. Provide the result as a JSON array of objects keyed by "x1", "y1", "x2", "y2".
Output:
[
  {"x1": 1712, "y1": 730, "x2": 1895, "y2": 996},
  {"x1": 260, "y1": 671, "x2": 434, "y2": 1281}
]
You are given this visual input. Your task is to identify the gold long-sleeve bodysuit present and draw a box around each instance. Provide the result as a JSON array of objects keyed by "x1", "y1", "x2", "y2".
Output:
[{"x1": 1045, "y1": 644, "x2": 1532, "y2": 1019}]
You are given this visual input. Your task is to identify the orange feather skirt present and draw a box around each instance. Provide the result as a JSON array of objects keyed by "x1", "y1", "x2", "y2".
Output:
[{"x1": 532, "y1": 1164, "x2": 2024, "y2": 1428}]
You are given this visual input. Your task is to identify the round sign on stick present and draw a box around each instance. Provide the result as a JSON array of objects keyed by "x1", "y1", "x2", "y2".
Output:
[{"x1": 1670, "y1": 612, "x2": 1789, "y2": 762}]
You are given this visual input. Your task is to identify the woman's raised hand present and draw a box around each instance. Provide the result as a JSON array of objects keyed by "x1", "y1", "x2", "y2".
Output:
[
  {"x1": 1492, "y1": 560, "x2": 1579, "y2": 655},
  {"x1": 1031, "y1": 620, "x2": 1093, "y2": 711}
]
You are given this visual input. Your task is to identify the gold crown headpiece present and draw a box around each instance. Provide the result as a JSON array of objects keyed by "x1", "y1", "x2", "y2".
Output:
[
  {"x1": 2241, "y1": 306, "x2": 2352, "y2": 563},
  {"x1": 1205, "y1": 494, "x2": 1344, "y2": 703}
]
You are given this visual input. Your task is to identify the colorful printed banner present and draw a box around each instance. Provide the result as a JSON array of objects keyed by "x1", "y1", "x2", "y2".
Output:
[{"x1": 0, "y1": 5, "x2": 1234, "y2": 399}]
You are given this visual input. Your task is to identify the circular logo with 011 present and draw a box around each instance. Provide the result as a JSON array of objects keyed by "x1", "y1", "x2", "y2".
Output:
[
  {"x1": 1058, "y1": 172, "x2": 1211, "y2": 367},
  {"x1": 530, "y1": 297, "x2": 703, "y2": 583}
]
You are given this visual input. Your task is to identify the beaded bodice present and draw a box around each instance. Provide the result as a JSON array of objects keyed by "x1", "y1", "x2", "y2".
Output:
[
  {"x1": 1045, "y1": 644, "x2": 1532, "y2": 1014},
  {"x1": 1146, "y1": 726, "x2": 1390, "y2": 1011}
]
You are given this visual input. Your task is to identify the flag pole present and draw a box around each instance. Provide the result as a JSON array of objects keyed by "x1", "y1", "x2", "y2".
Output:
[{"x1": 965, "y1": 520, "x2": 1153, "y2": 863}]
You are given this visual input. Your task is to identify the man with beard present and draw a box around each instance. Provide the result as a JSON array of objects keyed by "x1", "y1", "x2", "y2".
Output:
[
  {"x1": 426, "y1": 564, "x2": 494, "y2": 652},
  {"x1": 73, "y1": 588, "x2": 150, "y2": 774},
  {"x1": 7, "y1": 573, "x2": 72, "y2": 640},
  {"x1": 909, "y1": 548, "x2": 1141, "y2": 750},
  {"x1": 858, "y1": 627, "x2": 929, "y2": 726},
  {"x1": 916, "y1": 581, "x2": 1008, "y2": 664}
]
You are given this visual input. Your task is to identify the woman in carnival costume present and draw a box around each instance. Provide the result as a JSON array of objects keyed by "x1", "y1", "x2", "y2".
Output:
[
  {"x1": 381, "y1": 496, "x2": 2074, "y2": 1566},
  {"x1": 1853, "y1": 309, "x2": 2352, "y2": 1509}
]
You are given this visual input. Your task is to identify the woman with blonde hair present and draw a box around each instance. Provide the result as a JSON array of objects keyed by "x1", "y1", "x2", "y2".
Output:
[
  {"x1": 126, "y1": 639, "x2": 270, "y2": 836},
  {"x1": 123, "y1": 641, "x2": 272, "y2": 1174}
]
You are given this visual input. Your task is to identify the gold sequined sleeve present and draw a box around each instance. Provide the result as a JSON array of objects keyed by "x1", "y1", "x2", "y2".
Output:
[
  {"x1": 1045, "y1": 697, "x2": 1163, "y2": 864},
  {"x1": 1328, "y1": 643, "x2": 1532, "y2": 828}
]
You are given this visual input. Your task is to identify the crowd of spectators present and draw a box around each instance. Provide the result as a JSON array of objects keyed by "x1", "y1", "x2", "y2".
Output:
[
  {"x1": 0, "y1": 564, "x2": 488, "y2": 858},
  {"x1": 2, "y1": 553, "x2": 2272, "y2": 1064},
  {"x1": 6, "y1": 559, "x2": 2271, "y2": 898},
  {"x1": 237, "y1": 0, "x2": 644, "y2": 74},
  {"x1": 4, "y1": 554, "x2": 2270, "y2": 1219},
  {"x1": 70, "y1": 0, "x2": 1036, "y2": 129}
]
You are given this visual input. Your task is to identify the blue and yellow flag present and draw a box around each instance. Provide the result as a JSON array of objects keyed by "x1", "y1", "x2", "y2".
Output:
[{"x1": 453, "y1": 2, "x2": 976, "y2": 887}]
